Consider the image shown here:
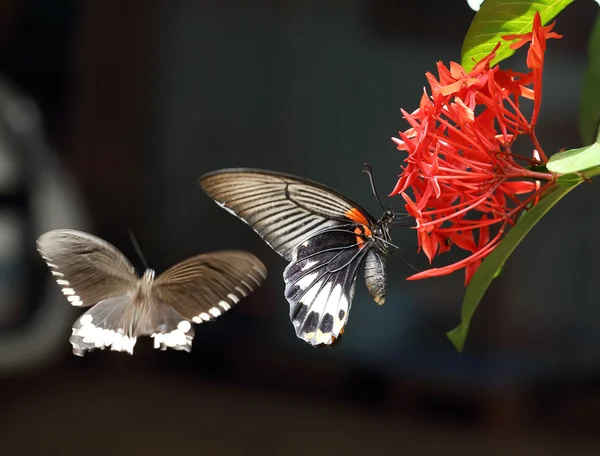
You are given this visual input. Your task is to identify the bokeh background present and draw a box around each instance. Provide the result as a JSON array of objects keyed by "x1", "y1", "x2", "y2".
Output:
[{"x1": 0, "y1": 1, "x2": 599, "y2": 454}]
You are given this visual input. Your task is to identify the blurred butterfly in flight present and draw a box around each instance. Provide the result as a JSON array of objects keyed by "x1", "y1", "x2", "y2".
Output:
[
  {"x1": 200, "y1": 167, "x2": 411, "y2": 347},
  {"x1": 37, "y1": 229, "x2": 267, "y2": 356}
]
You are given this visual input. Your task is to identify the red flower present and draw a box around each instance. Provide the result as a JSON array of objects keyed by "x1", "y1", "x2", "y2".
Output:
[{"x1": 391, "y1": 12, "x2": 561, "y2": 285}]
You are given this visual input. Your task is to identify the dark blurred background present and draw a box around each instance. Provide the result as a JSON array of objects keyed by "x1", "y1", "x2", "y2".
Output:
[{"x1": 0, "y1": 1, "x2": 599, "y2": 454}]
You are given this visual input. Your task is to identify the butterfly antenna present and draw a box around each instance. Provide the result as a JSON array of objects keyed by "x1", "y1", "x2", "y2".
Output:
[
  {"x1": 127, "y1": 229, "x2": 149, "y2": 270},
  {"x1": 362, "y1": 163, "x2": 386, "y2": 212},
  {"x1": 390, "y1": 250, "x2": 421, "y2": 273}
]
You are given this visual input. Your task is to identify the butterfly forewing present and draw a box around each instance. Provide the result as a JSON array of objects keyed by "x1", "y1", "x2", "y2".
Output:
[
  {"x1": 154, "y1": 251, "x2": 267, "y2": 324},
  {"x1": 36, "y1": 229, "x2": 137, "y2": 308},
  {"x1": 200, "y1": 169, "x2": 376, "y2": 261}
]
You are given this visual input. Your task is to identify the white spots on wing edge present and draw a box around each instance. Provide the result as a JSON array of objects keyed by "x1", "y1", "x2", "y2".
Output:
[
  {"x1": 234, "y1": 286, "x2": 247, "y2": 297},
  {"x1": 61, "y1": 287, "x2": 75, "y2": 296},
  {"x1": 192, "y1": 312, "x2": 212, "y2": 324},
  {"x1": 71, "y1": 319, "x2": 137, "y2": 355},
  {"x1": 56, "y1": 279, "x2": 69, "y2": 286},
  {"x1": 67, "y1": 295, "x2": 83, "y2": 306},
  {"x1": 177, "y1": 320, "x2": 192, "y2": 333},
  {"x1": 252, "y1": 265, "x2": 267, "y2": 280},
  {"x1": 152, "y1": 320, "x2": 193, "y2": 351},
  {"x1": 303, "y1": 329, "x2": 334, "y2": 345},
  {"x1": 247, "y1": 274, "x2": 262, "y2": 287},
  {"x1": 190, "y1": 298, "x2": 234, "y2": 324}
]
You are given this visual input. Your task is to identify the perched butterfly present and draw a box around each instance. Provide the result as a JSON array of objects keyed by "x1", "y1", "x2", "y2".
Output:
[
  {"x1": 200, "y1": 168, "x2": 405, "y2": 347},
  {"x1": 36, "y1": 229, "x2": 267, "y2": 356}
]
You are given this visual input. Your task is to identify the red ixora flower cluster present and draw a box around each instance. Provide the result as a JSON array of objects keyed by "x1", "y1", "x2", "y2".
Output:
[{"x1": 391, "y1": 13, "x2": 562, "y2": 284}]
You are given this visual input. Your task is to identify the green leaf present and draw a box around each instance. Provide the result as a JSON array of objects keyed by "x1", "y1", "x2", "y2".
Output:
[
  {"x1": 448, "y1": 165, "x2": 600, "y2": 351},
  {"x1": 556, "y1": 173, "x2": 584, "y2": 187},
  {"x1": 547, "y1": 142, "x2": 600, "y2": 174},
  {"x1": 579, "y1": 15, "x2": 600, "y2": 145},
  {"x1": 447, "y1": 183, "x2": 575, "y2": 352},
  {"x1": 461, "y1": 0, "x2": 574, "y2": 72}
]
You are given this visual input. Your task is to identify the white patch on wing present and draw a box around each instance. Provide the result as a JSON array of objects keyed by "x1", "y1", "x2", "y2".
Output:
[
  {"x1": 247, "y1": 274, "x2": 262, "y2": 286},
  {"x1": 234, "y1": 286, "x2": 248, "y2": 297},
  {"x1": 301, "y1": 260, "x2": 318, "y2": 272},
  {"x1": 67, "y1": 295, "x2": 83, "y2": 306},
  {"x1": 298, "y1": 281, "x2": 348, "y2": 346},
  {"x1": 295, "y1": 272, "x2": 318, "y2": 292},
  {"x1": 299, "y1": 281, "x2": 332, "y2": 340},
  {"x1": 226, "y1": 293, "x2": 239, "y2": 304},
  {"x1": 314, "y1": 330, "x2": 333, "y2": 345},
  {"x1": 208, "y1": 307, "x2": 221, "y2": 317},
  {"x1": 332, "y1": 285, "x2": 348, "y2": 335},
  {"x1": 51, "y1": 271, "x2": 64, "y2": 277},
  {"x1": 61, "y1": 287, "x2": 75, "y2": 296},
  {"x1": 192, "y1": 312, "x2": 212, "y2": 324},
  {"x1": 152, "y1": 322, "x2": 193, "y2": 351},
  {"x1": 177, "y1": 320, "x2": 192, "y2": 333},
  {"x1": 56, "y1": 279, "x2": 69, "y2": 286},
  {"x1": 71, "y1": 319, "x2": 137, "y2": 355}
]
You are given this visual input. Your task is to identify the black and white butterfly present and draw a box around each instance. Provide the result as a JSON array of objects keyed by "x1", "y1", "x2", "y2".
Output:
[
  {"x1": 200, "y1": 168, "x2": 405, "y2": 347},
  {"x1": 36, "y1": 229, "x2": 267, "y2": 356}
]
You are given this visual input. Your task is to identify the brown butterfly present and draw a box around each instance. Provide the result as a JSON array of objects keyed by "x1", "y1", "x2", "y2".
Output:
[{"x1": 37, "y1": 229, "x2": 267, "y2": 356}]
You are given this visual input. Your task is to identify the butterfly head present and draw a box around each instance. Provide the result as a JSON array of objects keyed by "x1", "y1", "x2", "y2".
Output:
[
  {"x1": 371, "y1": 208, "x2": 394, "y2": 247},
  {"x1": 381, "y1": 208, "x2": 395, "y2": 224}
]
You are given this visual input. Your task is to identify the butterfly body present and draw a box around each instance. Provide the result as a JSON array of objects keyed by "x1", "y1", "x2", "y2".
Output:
[
  {"x1": 200, "y1": 168, "x2": 397, "y2": 347},
  {"x1": 37, "y1": 229, "x2": 267, "y2": 356}
]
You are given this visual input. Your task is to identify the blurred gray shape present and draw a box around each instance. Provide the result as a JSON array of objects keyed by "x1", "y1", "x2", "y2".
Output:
[{"x1": 0, "y1": 75, "x2": 89, "y2": 376}]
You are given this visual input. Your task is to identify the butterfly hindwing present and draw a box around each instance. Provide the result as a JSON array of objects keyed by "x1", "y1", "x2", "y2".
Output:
[
  {"x1": 36, "y1": 229, "x2": 137, "y2": 308},
  {"x1": 283, "y1": 225, "x2": 371, "y2": 346},
  {"x1": 200, "y1": 169, "x2": 377, "y2": 261},
  {"x1": 69, "y1": 293, "x2": 194, "y2": 356},
  {"x1": 154, "y1": 251, "x2": 267, "y2": 324}
]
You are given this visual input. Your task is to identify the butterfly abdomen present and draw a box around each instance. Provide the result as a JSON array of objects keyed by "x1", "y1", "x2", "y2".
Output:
[{"x1": 364, "y1": 250, "x2": 386, "y2": 305}]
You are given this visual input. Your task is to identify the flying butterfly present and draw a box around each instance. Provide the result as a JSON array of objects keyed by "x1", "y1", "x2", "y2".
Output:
[
  {"x1": 199, "y1": 167, "x2": 409, "y2": 347},
  {"x1": 36, "y1": 229, "x2": 267, "y2": 356}
]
